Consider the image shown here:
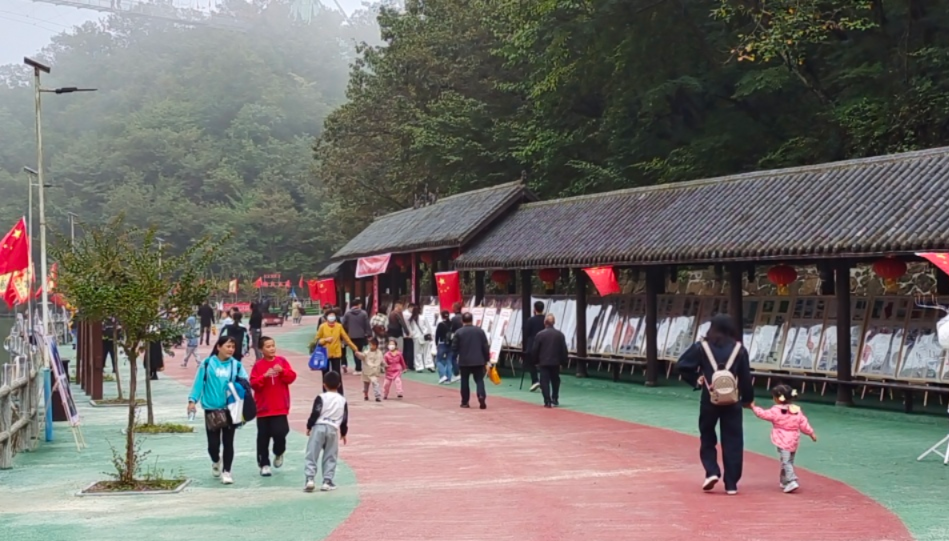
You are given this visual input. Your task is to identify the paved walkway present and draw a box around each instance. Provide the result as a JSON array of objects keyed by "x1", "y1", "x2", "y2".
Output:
[{"x1": 2, "y1": 318, "x2": 948, "y2": 540}]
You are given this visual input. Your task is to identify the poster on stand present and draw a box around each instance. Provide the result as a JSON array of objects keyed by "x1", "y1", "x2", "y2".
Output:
[
  {"x1": 781, "y1": 297, "x2": 827, "y2": 372},
  {"x1": 857, "y1": 297, "x2": 909, "y2": 378}
]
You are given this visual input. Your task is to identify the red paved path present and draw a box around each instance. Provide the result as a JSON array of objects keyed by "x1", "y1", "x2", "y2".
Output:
[{"x1": 166, "y1": 323, "x2": 911, "y2": 541}]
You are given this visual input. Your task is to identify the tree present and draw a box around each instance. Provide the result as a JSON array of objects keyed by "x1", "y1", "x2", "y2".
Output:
[{"x1": 52, "y1": 216, "x2": 220, "y2": 485}]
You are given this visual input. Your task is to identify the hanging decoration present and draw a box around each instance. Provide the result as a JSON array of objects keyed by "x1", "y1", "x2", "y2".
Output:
[
  {"x1": 419, "y1": 252, "x2": 434, "y2": 266},
  {"x1": 766, "y1": 264, "x2": 797, "y2": 295},
  {"x1": 538, "y1": 268, "x2": 559, "y2": 289},
  {"x1": 491, "y1": 270, "x2": 511, "y2": 287},
  {"x1": 583, "y1": 266, "x2": 621, "y2": 296},
  {"x1": 393, "y1": 254, "x2": 408, "y2": 272},
  {"x1": 872, "y1": 257, "x2": 907, "y2": 293}
]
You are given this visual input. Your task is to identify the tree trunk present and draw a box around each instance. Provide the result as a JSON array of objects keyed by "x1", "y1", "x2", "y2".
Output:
[
  {"x1": 144, "y1": 346, "x2": 154, "y2": 425},
  {"x1": 113, "y1": 327, "x2": 124, "y2": 400},
  {"x1": 123, "y1": 344, "x2": 139, "y2": 485}
]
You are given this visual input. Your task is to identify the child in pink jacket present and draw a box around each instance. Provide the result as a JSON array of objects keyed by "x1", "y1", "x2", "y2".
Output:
[
  {"x1": 751, "y1": 384, "x2": 817, "y2": 494},
  {"x1": 383, "y1": 339, "x2": 407, "y2": 400}
]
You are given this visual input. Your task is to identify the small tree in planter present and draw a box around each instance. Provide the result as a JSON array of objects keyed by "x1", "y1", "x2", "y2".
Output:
[{"x1": 53, "y1": 217, "x2": 221, "y2": 491}]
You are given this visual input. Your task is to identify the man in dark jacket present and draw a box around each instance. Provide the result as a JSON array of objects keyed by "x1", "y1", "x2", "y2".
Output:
[
  {"x1": 198, "y1": 301, "x2": 215, "y2": 346},
  {"x1": 522, "y1": 301, "x2": 546, "y2": 393},
  {"x1": 531, "y1": 314, "x2": 568, "y2": 408},
  {"x1": 448, "y1": 301, "x2": 464, "y2": 379},
  {"x1": 451, "y1": 312, "x2": 490, "y2": 409},
  {"x1": 342, "y1": 298, "x2": 371, "y2": 374},
  {"x1": 249, "y1": 303, "x2": 263, "y2": 361}
]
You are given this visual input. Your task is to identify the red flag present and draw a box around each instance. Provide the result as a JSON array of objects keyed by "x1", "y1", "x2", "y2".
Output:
[
  {"x1": 299, "y1": 275, "x2": 304, "y2": 289},
  {"x1": 307, "y1": 279, "x2": 319, "y2": 301},
  {"x1": 317, "y1": 279, "x2": 337, "y2": 306},
  {"x1": 0, "y1": 218, "x2": 29, "y2": 276},
  {"x1": 254, "y1": 277, "x2": 263, "y2": 288},
  {"x1": 4, "y1": 268, "x2": 29, "y2": 308},
  {"x1": 435, "y1": 271, "x2": 462, "y2": 311},
  {"x1": 285, "y1": 280, "x2": 291, "y2": 288},
  {"x1": 918, "y1": 253, "x2": 949, "y2": 276},
  {"x1": 583, "y1": 266, "x2": 621, "y2": 296}
]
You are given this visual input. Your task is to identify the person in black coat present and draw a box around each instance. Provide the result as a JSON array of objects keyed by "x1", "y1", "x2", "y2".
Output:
[
  {"x1": 675, "y1": 314, "x2": 754, "y2": 495},
  {"x1": 531, "y1": 314, "x2": 568, "y2": 408},
  {"x1": 198, "y1": 301, "x2": 215, "y2": 346},
  {"x1": 451, "y1": 312, "x2": 490, "y2": 409},
  {"x1": 522, "y1": 301, "x2": 546, "y2": 392}
]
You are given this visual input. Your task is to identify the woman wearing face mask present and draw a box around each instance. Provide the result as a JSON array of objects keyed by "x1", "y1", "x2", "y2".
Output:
[{"x1": 310, "y1": 308, "x2": 364, "y2": 396}]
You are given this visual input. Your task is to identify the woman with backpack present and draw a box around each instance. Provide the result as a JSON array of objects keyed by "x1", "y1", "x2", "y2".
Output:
[
  {"x1": 187, "y1": 335, "x2": 249, "y2": 486},
  {"x1": 675, "y1": 314, "x2": 754, "y2": 495}
]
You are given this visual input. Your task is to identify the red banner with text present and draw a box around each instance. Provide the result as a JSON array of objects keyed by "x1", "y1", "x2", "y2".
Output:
[{"x1": 356, "y1": 254, "x2": 391, "y2": 278}]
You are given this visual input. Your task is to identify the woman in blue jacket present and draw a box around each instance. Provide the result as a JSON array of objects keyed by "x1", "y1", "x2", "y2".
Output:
[{"x1": 187, "y1": 335, "x2": 248, "y2": 485}]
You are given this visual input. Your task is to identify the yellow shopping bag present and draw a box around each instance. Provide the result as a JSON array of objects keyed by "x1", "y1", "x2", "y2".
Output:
[{"x1": 487, "y1": 365, "x2": 501, "y2": 385}]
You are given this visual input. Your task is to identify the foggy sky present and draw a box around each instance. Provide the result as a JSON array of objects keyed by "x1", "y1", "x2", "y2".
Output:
[{"x1": 0, "y1": 0, "x2": 366, "y2": 66}]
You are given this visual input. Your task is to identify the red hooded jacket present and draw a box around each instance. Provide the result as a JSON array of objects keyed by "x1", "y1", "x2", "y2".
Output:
[{"x1": 249, "y1": 356, "x2": 297, "y2": 417}]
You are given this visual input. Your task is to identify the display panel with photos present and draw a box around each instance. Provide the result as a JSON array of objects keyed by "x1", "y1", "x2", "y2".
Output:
[
  {"x1": 663, "y1": 296, "x2": 703, "y2": 359},
  {"x1": 748, "y1": 298, "x2": 792, "y2": 368},
  {"x1": 816, "y1": 298, "x2": 868, "y2": 373},
  {"x1": 856, "y1": 297, "x2": 910, "y2": 378},
  {"x1": 780, "y1": 297, "x2": 827, "y2": 372},
  {"x1": 899, "y1": 302, "x2": 943, "y2": 381}
]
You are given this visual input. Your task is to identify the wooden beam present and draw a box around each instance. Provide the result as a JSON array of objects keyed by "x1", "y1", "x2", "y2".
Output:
[
  {"x1": 835, "y1": 259, "x2": 854, "y2": 407},
  {"x1": 728, "y1": 264, "x2": 744, "y2": 341},
  {"x1": 575, "y1": 270, "x2": 589, "y2": 377},
  {"x1": 474, "y1": 271, "x2": 486, "y2": 306},
  {"x1": 645, "y1": 267, "x2": 660, "y2": 386}
]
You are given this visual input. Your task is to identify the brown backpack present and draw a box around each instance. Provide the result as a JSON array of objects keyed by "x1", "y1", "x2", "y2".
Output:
[{"x1": 699, "y1": 339, "x2": 743, "y2": 406}]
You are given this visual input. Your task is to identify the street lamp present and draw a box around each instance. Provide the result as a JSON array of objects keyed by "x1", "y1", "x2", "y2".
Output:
[
  {"x1": 67, "y1": 212, "x2": 80, "y2": 246},
  {"x1": 24, "y1": 56, "x2": 96, "y2": 335}
]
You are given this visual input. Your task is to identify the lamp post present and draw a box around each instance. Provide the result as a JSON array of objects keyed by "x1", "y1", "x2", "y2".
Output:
[
  {"x1": 67, "y1": 212, "x2": 80, "y2": 246},
  {"x1": 24, "y1": 56, "x2": 96, "y2": 334}
]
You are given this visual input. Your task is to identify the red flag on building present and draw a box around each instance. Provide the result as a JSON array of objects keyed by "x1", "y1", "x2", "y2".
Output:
[
  {"x1": 918, "y1": 253, "x2": 949, "y2": 276},
  {"x1": 254, "y1": 277, "x2": 263, "y2": 288},
  {"x1": 583, "y1": 266, "x2": 621, "y2": 296},
  {"x1": 317, "y1": 279, "x2": 337, "y2": 306},
  {"x1": 435, "y1": 271, "x2": 462, "y2": 311},
  {"x1": 307, "y1": 279, "x2": 319, "y2": 301},
  {"x1": 0, "y1": 218, "x2": 29, "y2": 276}
]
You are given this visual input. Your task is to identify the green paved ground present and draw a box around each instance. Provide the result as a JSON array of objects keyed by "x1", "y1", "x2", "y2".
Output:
[{"x1": 0, "y1": 353, "x2": 357, "y2": 541}]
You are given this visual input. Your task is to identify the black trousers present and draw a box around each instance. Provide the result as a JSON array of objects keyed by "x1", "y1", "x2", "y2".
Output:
[
  {"x1": 103, "y1": 339, "x2": 117, "y2": 373},
  {"x1": 403, "y1": 338, "x2": 415, "y2": 370},
  {"x1": 539, "y1": 365, "x2": 560, "y2": 405},
  {"x1": 460, "y1": 365, "x2": 486, "y2": 405},
  {"x1": 698, "y1": 401, "x2": 744, "y2": 491},
  {"x1": 256, "y1": 415, "x2": 290, "y2": 467},
  {"x1": 201, "y1": 325, "x2": 211, "y2": 345},
  {"x1": 206, "y1": 423, "x2": 237, "y2": 472},
  {"x1": 528, "y1": 361, "x2": 539, "y2": 385},
  {"x1": 349, "y1": 338, "x2": 367, "y2": 372},
  {"x1": 322, "y1": 357, "x2": 344, "y2": 396}
]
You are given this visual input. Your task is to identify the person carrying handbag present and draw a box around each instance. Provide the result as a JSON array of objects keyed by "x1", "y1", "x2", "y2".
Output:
[{"x1": 188, "y1": 335, "x2": 249, "y2": 485}]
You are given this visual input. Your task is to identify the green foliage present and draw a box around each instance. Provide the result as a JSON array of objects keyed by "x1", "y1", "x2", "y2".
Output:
[
  {"x1": 316, "y1": 0, "x2": 949, "y2": 218},
  {"x1": 134, "y1": 422, "x2": 194, "y2": 434},
  {"x1": 0, "y1": 2, "x2": 382, "y2": 279}
]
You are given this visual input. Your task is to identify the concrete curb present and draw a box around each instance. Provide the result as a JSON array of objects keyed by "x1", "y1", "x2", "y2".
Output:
[{"x1": 75, "y1": 478, "x2": 192, "y2": 497}]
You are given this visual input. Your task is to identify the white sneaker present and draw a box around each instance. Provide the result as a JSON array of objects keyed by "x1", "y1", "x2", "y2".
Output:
[
  {"x1": 530, "y1": 382, "x2": 540, "y2": 392},
  {"x1": 260, "y1": 466, "x2": 272, "y2": 477},
  {"x1": 783, "y1": 481, "x2": 799, "y2": 493},
  {"x1": 726, "y1": 490, "x2": 738, "y2": 495},
  {"x1": 221, "y1": 472, "x2": 234, "y2": 485},
  {"x1": 321, "y1": 480, "x2": 337, "y2": 491},
  {"x1": 274, "y1": 454, "x2": 284, "y2": 469},
  {"x1": 702, "y1": 476, "x2": 719, "y2": 491},
  {"x1": 450, "y1": 376, "x2": 460, "y2": 383},
  {"x1": 211, "y1": 461, "x2": 222, "y2": 477},
  {"x1": 304, "y1": 479, "x2": 316, "y2": 492},
  {"x1": 438, "y1": 376, "x2": 448, "y2": 384}
]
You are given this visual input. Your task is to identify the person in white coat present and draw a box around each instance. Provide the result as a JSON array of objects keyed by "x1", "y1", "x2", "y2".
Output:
[{"x1": 407, "y1": 304, "x2": 435, "y2": 373}]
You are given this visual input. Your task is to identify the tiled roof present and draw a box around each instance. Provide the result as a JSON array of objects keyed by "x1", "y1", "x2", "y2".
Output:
[
  {"x1": 455, "y1": 147, "x2": 949, "y2": 269},
  {"x1": 317, "y1": 261, "x2": 343, "y2": 278},
  {"x1": 332, "y1": 181, "x2": 534, "y2": 259}
]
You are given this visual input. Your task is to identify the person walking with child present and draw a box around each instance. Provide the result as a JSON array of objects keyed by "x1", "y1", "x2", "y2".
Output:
[
  {"x1": 310, "y1": 308, "x2": 364, "y2": 396},
  {"x1": 383, "y1": 339, "x2": 407, "y2": 399},
  {"x1": 304, "y1": 371, "x2": 349, "y2": 492},
  {"x1": 362, "y1": 338, "x2": 384, "y2": 402},
  {"x1": 675, "y1": 314, "x2": 754, "y2": 495},
  {"x1": 751, "y1": 384, "x2": 817, "y2": 493},
  {"x1": 250, "y1": 336, "x2": 297, "y2": 477}
]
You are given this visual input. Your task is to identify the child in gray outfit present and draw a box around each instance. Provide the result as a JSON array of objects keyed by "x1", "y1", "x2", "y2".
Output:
[{"x1": 304, "y1": 371, "x2": 349, "y2": 492}]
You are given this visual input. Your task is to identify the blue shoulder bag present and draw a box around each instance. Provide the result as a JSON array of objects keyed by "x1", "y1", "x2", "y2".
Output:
[{"x1": 309, "y1": 345, "x2": 329, "y2": 371}]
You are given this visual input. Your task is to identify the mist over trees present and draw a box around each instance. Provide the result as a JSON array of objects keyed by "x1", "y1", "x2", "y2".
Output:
[{"x1": 0, "y1": 0, "x2": 382, "y2": 280}]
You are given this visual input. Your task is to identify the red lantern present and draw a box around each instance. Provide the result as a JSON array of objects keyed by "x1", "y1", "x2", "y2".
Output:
[
  {"x1": 450, "y1": 249, "x2": 461, "y2": 260},
  {"x1": 491, "y1": 270, "x2": 511, "y2": 286},
  {"x1": 538, "y1": 268, "x2": 559, "y2": 289},
  {"x1": 420, "y1": 252, "x2": 434, "y2": 266},
  {"x1": 767, "y1": 264, "x2": 797, "y2": 295},
  {"x1": 393, "y1": 254, "x2": 407, "y2": 272},
  {"x1": 872, "y1": 257, "x2": 907, "y2": 293}
]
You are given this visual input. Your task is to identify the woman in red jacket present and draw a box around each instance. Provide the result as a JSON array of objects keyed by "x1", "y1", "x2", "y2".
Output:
[{"x1": 250, "y1": 336, "x2": 298, "y2": 477}]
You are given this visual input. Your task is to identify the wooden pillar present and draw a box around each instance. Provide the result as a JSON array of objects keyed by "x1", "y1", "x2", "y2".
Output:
[
  {"x1": 429, "y1": 262, "x2": 439, "y2": 297},
  {"x1": 728, "y1": 264, "x2": 744, "y2": 342},
  {"x1": 575, "y1": 270, "x2": 589, "y2": 378},
  {"x1": 474, "y1": 271, "x2": 486, "y2": 306},
  {"x1": 411, "y1": 254, "x2": 420, "y2": 304},
  {"x1": 76, "y1": 321, "x2": 85, "y2": 390},
  {"x1": 834, "y1": 259, "x2": 853, "y2": 407},
  {"x1": 938, "y1": 269, "x2": 949, "y2": 296},
  {"x1": 645, "y1": 267, "x2": 660, "y2": 386},
  {"x1": 90, "y1": 320, "x2": 104, "y2": 400},
  {"x1": 520, "y1": 269, "x2": 533, "y2": 356},
  {"x1": 506, "y1": 272, "x2": 516, "y2": 295}
]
